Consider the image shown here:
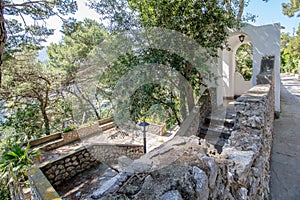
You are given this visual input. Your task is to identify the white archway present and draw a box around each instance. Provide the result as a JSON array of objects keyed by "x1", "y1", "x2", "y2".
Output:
[
  {"x1": 222, "y1": 31, "x2": 253, "y2": 99},
  {"x1": 221, "y1": 23, "x2": 281, "y2": 113}
]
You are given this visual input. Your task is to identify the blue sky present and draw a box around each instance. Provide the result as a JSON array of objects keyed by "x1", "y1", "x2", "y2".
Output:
[{"x1": 245, "y1": 0, "x2": 299, "y2": 35}]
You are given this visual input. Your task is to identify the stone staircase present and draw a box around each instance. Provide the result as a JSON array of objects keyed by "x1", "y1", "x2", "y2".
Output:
[{"x1": 199, "y1": 106, "x2": 236, "y2": 153}]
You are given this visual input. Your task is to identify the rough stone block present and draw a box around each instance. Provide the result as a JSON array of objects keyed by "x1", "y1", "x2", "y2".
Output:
[{"x1": 160, "y1": 190, "x2": 183, "y2": 200}]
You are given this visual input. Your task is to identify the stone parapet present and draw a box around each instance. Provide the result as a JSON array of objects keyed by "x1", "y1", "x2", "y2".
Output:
[{"x1": 28, "y1": 166, "x2": 61, "y2": 200}]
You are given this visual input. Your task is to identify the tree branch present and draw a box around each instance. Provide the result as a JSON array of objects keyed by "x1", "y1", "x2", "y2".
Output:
[
  {"x1": 237, "y1": 0, "x2": 245, "y2": 21},
  {"x1": 5, "y1": 1, "x2": 48, "y2": 8}
]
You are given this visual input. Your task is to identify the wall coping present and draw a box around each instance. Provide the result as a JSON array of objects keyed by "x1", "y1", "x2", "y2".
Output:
[
  {"x1": 235, "y1": 84, "x2": 271, "y2": 102},
  {"x1": 39, "y1": 143, "x2": 144, "y2": 168},
  {"x1": 28, "y1": 166, "x2": 61, "y2": 200}
]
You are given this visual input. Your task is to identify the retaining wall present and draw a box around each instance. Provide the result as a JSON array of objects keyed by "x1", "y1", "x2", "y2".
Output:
[
  {"x1": 29, "y1": 143, "x2": 143, "y2": 199},
  {"x1": 28, "y1": 166, "x2": 61, "y2": 200},
  {"x1": 39, "y1": 143, "x2": 144, "y2": 186}
]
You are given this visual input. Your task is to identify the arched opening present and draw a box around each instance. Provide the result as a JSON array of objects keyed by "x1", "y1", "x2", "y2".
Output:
[
  {"x1": 233, "y1": 42, "x2": 253, "y2": 97},
  {"x1": 235, "y1": 43, "x2": 253, "y2": 81}
]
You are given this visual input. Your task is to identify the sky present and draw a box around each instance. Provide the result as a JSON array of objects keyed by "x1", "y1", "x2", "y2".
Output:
[
  {"x1": 44, "y1": 0, "x2": 299, "y2": 45},
  {"x1": 245, "y1": 0, "x2": 299, "y2": 35}
]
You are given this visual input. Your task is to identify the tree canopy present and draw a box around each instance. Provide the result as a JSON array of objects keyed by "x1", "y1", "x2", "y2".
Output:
[
  {"x1": 282, "y1": 0, "x2": 300, "y2": 17},
  {"x1": 281, "y1": 25, "x2": 300, "y2": 73},
  {"x1": 47, "y1": 19, "x2": 108, "y2": 122},
  {"x1": 88, "y1": 0, "x2": 237, "y2": 52},
  {"x1": 0, "y1": 0, "x2": 78, "y2": 87},
  {"x1": 0, "y1": 51, "x2": 66, "y2": 135}
]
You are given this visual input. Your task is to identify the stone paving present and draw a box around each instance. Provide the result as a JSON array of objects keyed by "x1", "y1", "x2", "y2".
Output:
[{"x1": 270, "y1": 74, "x2": 300, "y2": 200}]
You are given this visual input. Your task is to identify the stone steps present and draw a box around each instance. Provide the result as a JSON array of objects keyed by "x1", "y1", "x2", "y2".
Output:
[
  {"x1": 199, "y1": 106, "x2": 236, "y2": 153},
  {"x1": 204, "y1": 107, "x2": 235, "y2": 128}
]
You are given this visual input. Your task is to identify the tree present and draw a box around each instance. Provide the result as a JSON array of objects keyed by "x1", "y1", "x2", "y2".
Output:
[
  {"x1": 0, "y1": 51, "x2": 66, "y2": 135},
  {"x1": 47, "y1": 19, "x2": 108, "y2": 122},
  {"x1": 0, "y1": 0, "x2": 78, "y2": 87},
  {"x1": 282, "y1": 0, "x2": 300, "y2": 17},
  {"x1": 0, "y1": 103, "x2": 42, "y2": 140},
  {"x1": 222, "y1": 0, "x2": 270, "y2": 22},
  {"x1": 235, "y1": 43, "x2": 253, "y2": 81},
  {"x1": 280, "y1": 25, "x2": 300, "y2": 73},
  {"x1": 89, "y1": 0, "x2": 236, "y2": 52}
]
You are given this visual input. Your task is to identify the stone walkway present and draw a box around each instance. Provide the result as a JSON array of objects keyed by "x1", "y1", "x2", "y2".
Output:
[{"x1": 270, "y1": 74, "x2": 300, "y2": 200}]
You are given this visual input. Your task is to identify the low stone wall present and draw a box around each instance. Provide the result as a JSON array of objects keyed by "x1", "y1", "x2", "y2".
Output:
[
  {"x1": 26, "y1": 132, "x2": 62, "y2": 148},
  {"x1": 212, "y1": 82, "x2": 274, "y2": 199},
  {"x1": 39, "y1": 144, "x2": 144, "y2": 187},
  {"x1": 90, "y1": 143, "x2": 144, "y2": 166},
  {"x1": 28, "y1": 166, "x2": 61, "y2": 200},
  {"x1": 40, "y1": 124, "x2": 101, "y2": 151},
  {"x1": 33, "y1": 118, "x2": 114, "y2": 151},
  {"x1": 40, "y1": 146, "x2": 98, "y2": 186}
]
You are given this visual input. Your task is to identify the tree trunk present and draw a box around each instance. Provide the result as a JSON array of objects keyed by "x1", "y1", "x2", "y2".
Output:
[
  {"x1": 180, "y1": 90, "x2": 187, "y2": 119},
  {"x1": 40, "y1": 101, "x2": 50, "y2": 135},
  {"x1": 180, "y1": 63, "x2": 195, "y2": 119},
  {"x1": 0, "y1": 0, "x2": 7, "y2": 88},
  {"x1": 76, "y1": 84, "x2": 101, "y2": 120},
  {"x1": 237, "y1": 0, "x2": 245, "y2": 21}
]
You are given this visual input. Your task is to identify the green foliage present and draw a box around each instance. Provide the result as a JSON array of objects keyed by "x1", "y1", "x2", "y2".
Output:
[
  {"x1": 0, "y1": 142, "x2": 39, "y2": 199},
  {"x1": 0, "y1": 50, "x2": 68, "y2": 135},
  {"x1": 62, "y1": 124, "x2": 77, "y2": 133},
  {"x1": 280, "y1": 26, "x2": 300, "y2": 73},
  {"x1": 89, "y1": 0, "x2": 237, "y2": 54},
  {"x1": 48, "y1": 19, "x2": 107, "y2": 74},
  {"x1": 97, "y1": 47, "x2": 205, "y2": 126},
  {"x1": 144, "y1": 104, "x2": 167, "y2": 125},
  {"x1": 47, "y1": 19, "x2": 109, "y2": 122},
  {"x1": 130, "y1": 83, "x2": 182, "y2": 126},
  {"x1": 0, "y1": 103, "x2": 43, "y2": 140},
  {"x1": 282, "y1": 0, "x2": 300, "y2": 17},
  {"x1": 235, "y1": 43, "x2": 253, "y2": 81},
  {"x1": 3, "y1": 0, "x2": 78, "y2": 55}
]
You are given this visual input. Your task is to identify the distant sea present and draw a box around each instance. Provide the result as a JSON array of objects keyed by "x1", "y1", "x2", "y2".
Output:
[{"x1": 38, "y1": 47, "x2": 49, "y2": 63}]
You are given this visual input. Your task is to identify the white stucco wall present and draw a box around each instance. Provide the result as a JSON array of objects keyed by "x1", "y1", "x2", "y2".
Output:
[
  {"x1": 234, "y1": 72, "x2": 252, "y2": 96},
  {"x1": 222, "y1": 23, "x2": 281, "y2": 112}
]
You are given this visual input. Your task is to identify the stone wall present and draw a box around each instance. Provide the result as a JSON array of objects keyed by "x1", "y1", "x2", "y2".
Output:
[
  {"x1": 90, "y1": 144, "x2": 144, "y2": 165},
  {"x1": 27, "y1": 132, "x2": 62, "y2": 148},
  {"x1": 212, "y1": 81, "x2": 274, "y2": 199},
  {"x1": 39, "y1": 144, "x2": 144, "y2": 187},
  {"x1": 28, "y1": 118, "x2": 114, "y2": 151},
  {"x1": 40, "y1": 146, "x2": 98, "y2": 187},
  {"x1": 88, "y1": 62, "x2": 275, "y2": 199},
  {"x1": 28, "y1": 166, "x2": 61, "y2": 200}
]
